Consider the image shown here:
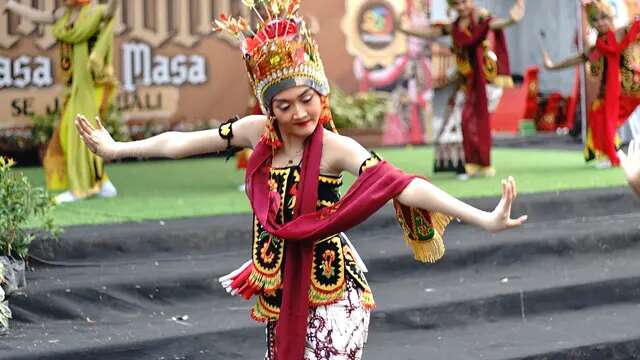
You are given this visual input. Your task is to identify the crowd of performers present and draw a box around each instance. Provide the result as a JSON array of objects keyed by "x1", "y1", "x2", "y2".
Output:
[
  {"x1": 398, "y1": 0, "x2": 640, "y2": 180},
  {"x1": 5, "y1": 0, "x2": 640, "y2": 359}
]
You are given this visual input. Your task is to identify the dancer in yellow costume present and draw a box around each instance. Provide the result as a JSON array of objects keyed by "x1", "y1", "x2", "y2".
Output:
[{"x1": 5, "y1": 0, "x2": 119, "y2": 203}]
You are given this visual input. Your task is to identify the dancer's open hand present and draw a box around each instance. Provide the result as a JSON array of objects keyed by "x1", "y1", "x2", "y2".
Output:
[
  {"x1": 74, "y1": 114, "x2": 120, "y2": 161},
  {"x1": 542, "y1": 50, "x2": 554, "y2": 69},
  {"x1": 398, "y1": 14, "x2": 411, "y2": 33},
  {"x1": 619, "y1": 140, "x2": 640, "y2": 196},
  {"x1": 509, "y1": 0, "x2": 525, "y2": 23},
  {"x1": 484, "y1": 176, "x2": 528, "y2": 233}
]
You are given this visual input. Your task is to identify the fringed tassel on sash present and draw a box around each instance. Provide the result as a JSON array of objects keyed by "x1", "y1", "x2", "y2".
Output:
[
  {"x1": 248, "y1": 266, "x2": 282, "y2": 293},
  {"x1": 219, "y1": 260, "x2": 259, "y2": 299},
  {"x1": 251, "y1": 295, "x2": 281, "y2": 323},
  {"x1": 361, "y1": 287, "x2": 376, "y2": 311},
  {"x1": 308, "y1": 286, "x2": 346, "y2": 307},
  {"x1": 392, "y1": 200, "x2": 453, "y2": 263}
]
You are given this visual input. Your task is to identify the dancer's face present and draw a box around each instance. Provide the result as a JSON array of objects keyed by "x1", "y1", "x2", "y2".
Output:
[
  {"x1": 450, "y1": 0, "x2": 474, "y2": 18},
  {"x1": 593, "y1": 14, "x2": 613, "y2": 34},
  {"x1": 271, "y1": 86, "x2": 322, "y2": 140}
]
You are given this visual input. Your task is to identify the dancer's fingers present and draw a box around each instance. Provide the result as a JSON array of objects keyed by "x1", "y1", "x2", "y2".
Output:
[
  {"x1": 74, "y1": 113, "x2": 87, "y2": 124},
  {"x1": 77, "y1": 115, "x2": 94, "y2": 135},
  {"x1": 74, "y1": 117, "x2": 86, "y2": 135},
  {"x1": 85, "y1": 133, "x2": 97, "y2": 149},
  {"x1": 75, "y1": 113, "x2": 90, "y2": 129},
  {"x1": 74, "y1": 114, "x2": 87, "y2": 133},
  {"x1": 508, "y1": 215, "x2": 528, "y2": 228},
  {"x1": 77, "y1": 121, "x2": 93, "y2": 143},
  {"x1": 503, "y1": 180, "x2": 514, "y2": 215},
  {"x1": 508, "y1": 176, "x2": 517, "y2": 198},
  {"x1": 498, "y1": 179, "x2": 508, "y2": 208},
  {"x1": 508, "y1": 180, "x2": 515, "y2": 216},
  {"x1": 96, "y1": 116, "x2": 105, "y2": 131}
]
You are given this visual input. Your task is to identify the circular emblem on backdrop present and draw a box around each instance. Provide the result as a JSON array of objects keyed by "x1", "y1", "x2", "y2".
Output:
[
  {"x1": 357, "y1": 1, "x2": 397, "y2": 50},
  {"x1": 341, "y1": 0, "x2": 408, "y2": 67}
]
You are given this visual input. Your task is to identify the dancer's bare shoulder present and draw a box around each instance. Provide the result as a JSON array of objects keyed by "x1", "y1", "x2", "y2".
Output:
[{"x1": 322, "y1": 130, "x2": 372, "y2": 176}]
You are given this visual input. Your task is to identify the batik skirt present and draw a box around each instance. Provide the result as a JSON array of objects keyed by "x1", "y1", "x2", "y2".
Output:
[{"x1": 264, "y1": 279, "x2": 370, "y2": 360}]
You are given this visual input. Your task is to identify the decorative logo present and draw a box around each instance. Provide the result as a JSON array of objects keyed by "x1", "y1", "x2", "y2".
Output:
[
  {"x1": 342, "y1": 0, "x2": 408, "y2": 68},
  {"x1": 358, "y1": 2, "x2": 397, "y2": 50}
]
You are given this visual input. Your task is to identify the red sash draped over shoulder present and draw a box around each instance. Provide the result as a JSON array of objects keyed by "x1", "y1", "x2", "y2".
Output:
[
  {"x1": 245, "y1": 125, "x2": 416, "y2": 359},
  {"x1": 589, "y1": 20, "x2": 640, "y2": 165}
]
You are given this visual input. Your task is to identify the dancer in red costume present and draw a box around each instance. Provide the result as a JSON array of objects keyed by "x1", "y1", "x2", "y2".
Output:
[
  {"x1": 401, "y1": 0, "x2": 525, "y2": 179},
  {"x1": 544, "y1": 0, "x2": 640, "y2": 168},
  {"x1": 74, "y1": 2, "x2": 527, "y2": 358}
]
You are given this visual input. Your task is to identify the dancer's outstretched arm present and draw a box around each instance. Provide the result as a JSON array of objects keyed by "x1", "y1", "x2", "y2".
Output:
[
  {"x1": 399, "y1": 23, "x2": 449, "y2": 40},
  {"x1": 324, "y1": 132, "x2": 528, "y2": 234},
  {"x1": 396, "y1": 176, "x2": 526, "y2": 233},
  {"x1": 489, "y1": 0, "x2": 525, "y2": 30},
  {"x1": 619, "y1": 140, "x2": 640, "y2": 197},
  {"x1": 74, "y1": 114, "x2": 266, "y2": 161},
  {"x1": 542, "y1": 49, "x2": 588, "y2": 71},
  {"x1": 4, "y1": 0, "x2": 62, "y2": 24}
]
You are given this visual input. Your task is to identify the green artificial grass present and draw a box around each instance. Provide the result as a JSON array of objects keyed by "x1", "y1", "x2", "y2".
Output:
[{"x1": 17, "y1": 146, "x2": 627, "y2": 227}]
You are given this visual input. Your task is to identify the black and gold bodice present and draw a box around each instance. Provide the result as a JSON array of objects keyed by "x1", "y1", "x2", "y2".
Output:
[{"x1": 249, "y1": 165, "x2": 375, "y2": 322}]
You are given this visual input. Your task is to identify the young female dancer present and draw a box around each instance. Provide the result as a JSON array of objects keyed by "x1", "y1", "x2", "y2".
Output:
[{"x1": 74, "y1": 3, "x2": 527, "y2": 358}]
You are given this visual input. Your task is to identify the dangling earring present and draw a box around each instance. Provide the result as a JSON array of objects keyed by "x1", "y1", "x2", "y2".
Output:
[
  {"x1": 319, "y1": 96, "x2": 338, "y2": 134},
  {"x1": 262, "y1": 115, "x2": 283, "y2": 149}
]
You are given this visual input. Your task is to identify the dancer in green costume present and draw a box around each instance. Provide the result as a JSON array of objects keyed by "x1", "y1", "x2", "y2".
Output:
[{"x1": 5, "y1": 0, "x2": 119, "y2": 203}]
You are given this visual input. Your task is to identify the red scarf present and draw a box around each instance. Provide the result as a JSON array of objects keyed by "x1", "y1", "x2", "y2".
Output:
[
  {"x1": 590, "y1": 20, "x2": 640, "y2": 165},
  {"x1": 245, "y1": 125, "x2": 416, "y2": 359}
]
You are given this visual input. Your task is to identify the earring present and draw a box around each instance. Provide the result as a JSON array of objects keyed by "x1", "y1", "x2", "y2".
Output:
[
  {"x1": 319, "y1": 96, "x2": 338, "y2": 133},
  {"x1": 262, "y1": 115, "x2": 283, "y2": 149}
]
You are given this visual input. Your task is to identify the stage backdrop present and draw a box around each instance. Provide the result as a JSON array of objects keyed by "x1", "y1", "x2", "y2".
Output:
[{"x1": 0, "y1": 0, "x2": 361, "y2": 133}]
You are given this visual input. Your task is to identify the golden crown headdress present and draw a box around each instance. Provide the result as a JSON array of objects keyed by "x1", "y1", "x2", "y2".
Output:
[
  {"x1": 213, "y1": 0, "x2": 329, "y2": 115},
  {"x1": 583, "y1": 0, "x2": 614, "y2": 26}
]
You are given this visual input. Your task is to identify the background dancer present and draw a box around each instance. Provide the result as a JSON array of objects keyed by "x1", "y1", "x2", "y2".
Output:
[
  {"x1": 543, "y1": 0, "x2": 640, "y2": 169},
  {"x1": 5, "y1": 0, "x2": 119, "y2": 203},
  {"x1": 401, "y1": 0, "x2": 525, "y2": 179}
]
